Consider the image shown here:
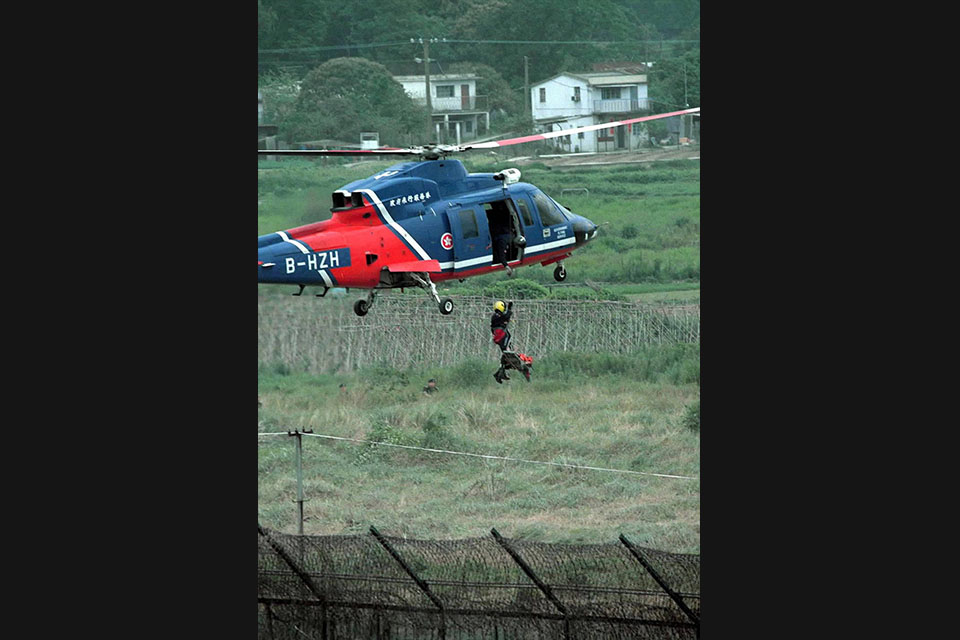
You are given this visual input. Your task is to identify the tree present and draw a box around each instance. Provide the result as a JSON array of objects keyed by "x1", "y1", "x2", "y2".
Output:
[
  {"x1": 285, "y1": 57, "x2": 426, "y2": 146},
  {"x1": 649, "y1": 48, "x2": 700, "y2": 110},
  {"x1": 258, "y1": 69, "x2": 301, "y2": 125}
]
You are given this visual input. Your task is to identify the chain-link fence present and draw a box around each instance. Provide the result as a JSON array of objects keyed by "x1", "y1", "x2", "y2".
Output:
[
  {"x1": 258, "y1": 294, "x2": 700, "y2": 374},
  {"x1": 259, "y1": 525, "x2": 699, "y2": 639}
]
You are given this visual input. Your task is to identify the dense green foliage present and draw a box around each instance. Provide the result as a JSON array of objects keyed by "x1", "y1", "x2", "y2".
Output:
[{"x1": 283, "y1": 57, "x2": 427, "y2": 144}]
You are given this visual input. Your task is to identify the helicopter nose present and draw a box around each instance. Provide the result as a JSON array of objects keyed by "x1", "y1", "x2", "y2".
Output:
[{"x1": 572, "y1": 217, "x2": 599, "y2": 246}]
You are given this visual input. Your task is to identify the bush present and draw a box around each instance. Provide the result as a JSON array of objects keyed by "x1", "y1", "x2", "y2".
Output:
[
  {"x1": 536, "y1": 345, "x2": 698, "y2": 383},
  {"x1": 483, "y1": 278, "x2": 550, "y2": 300},
  {"x1": 359, "y1": 365, "x2": 410, "y2": 392},
  {"x1": 682, "y1": 399, "x2": 700, "y2": 432},
  {"x1": 448, "y1": 358, "x2": 496, "y2": 389},
  {"x1": 547, "y1": 287, "x2": 626, "y2": 302},
  {"x1": 419, "y1": 408, "x2": 454, "y2": 449}
]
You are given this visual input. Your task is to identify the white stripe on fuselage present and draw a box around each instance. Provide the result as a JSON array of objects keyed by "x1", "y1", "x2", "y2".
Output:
[
  {"x1": 438, "y1": 236, "x2": 575, "y2": 270},
  {"x1": 524, "y1": 236, "x2": 576, "y2": 254},
  {"x1": 355, "y1": 188, "x2": 431, "y2": 261},
  {"x1": 276, "y1": 231, "x2": 310, "y2": 254}
]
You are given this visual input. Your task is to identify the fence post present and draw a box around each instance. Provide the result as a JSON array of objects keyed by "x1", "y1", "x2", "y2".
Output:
[
  {"x1": 490, "y1": 528, "x2": 570, "y2": 639},
  {"x1": 258, "y1": 525, "x2": 328, "y2": 639},
  {"x1": 619, "y1": 534, "x2": 699, "y2": 634},
  {"x1": 264, "y1": 602, "x2": 275, "y2": 640},
  {"x1": 287, "y1": 429, "x2": 313, "y2": 535},
  {"x1": 369, "y1": 526, "x2": 446, "y2": 639}
]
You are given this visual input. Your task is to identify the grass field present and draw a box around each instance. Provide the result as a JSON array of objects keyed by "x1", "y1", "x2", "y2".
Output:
[{"x1": 258, "y1": 347, "x2": 700, "y2": 553}]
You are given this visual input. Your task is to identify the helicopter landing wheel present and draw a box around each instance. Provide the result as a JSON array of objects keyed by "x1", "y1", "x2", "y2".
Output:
[
  {"x1": 439, "y1": 298, "x2": 454, "y2": 315},
  {"x1": 353, "y1": 299, "x2": 370, "y2": 316},
  {"x1": 553, "y1": 265, "x2": 567, "y2": 282}
]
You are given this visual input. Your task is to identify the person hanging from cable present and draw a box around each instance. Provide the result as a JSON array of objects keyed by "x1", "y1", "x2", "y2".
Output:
[
  {"x1": 491, "y1": 300, "x2": 513, "y2": 353},
  {"x1": 491, "y1": 300, "x2": 532, "y2": 383}
]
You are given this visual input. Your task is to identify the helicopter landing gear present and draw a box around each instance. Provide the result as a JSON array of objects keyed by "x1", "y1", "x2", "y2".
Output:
[
  {"x1": 353, "y1": 290, "x2": 376, "y2": 316},
  {"x1": 553, "y1": 263, "x2": 567, "y2": 282},
  {"x1": 410, "y1": 273, "x2": 453, "y2": 315}
]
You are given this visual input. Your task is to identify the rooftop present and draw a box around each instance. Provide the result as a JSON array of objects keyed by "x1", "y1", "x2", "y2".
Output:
[
  {"x1": 393, "y1": 73, "x2": 480, "y2": 82},
  {"x1": 533, "y1": 71, "x2": 647, "y2": 87}
]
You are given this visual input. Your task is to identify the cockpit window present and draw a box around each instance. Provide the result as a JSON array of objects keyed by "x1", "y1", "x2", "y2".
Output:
[
  {"x1": 516, "y1": 199, "x2": 534, "y2": 226},
  {"x1": 533, "y1": 191, "x2": 566, "y2": 226},
  {"x1": 552, "y1": 198, "x2": 574, "y2": 218}
]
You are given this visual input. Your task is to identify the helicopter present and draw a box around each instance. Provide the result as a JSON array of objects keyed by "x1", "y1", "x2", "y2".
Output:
[{"x1": 258, "y1": 107, "x2": 699, "y2": 316}]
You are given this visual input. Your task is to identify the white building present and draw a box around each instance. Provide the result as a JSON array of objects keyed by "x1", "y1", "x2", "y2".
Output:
[
  {"x1": 393, "y1": 74, "x2": 490, "y2": 145},
  {"x1": 530, "y1": 71, "x2": 651, "y2": 153}
]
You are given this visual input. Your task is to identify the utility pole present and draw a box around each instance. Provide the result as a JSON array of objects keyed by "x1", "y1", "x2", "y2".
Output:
[
  {"x1": 413, "y1": 37, "x2": 443, "y2": 142},
  {"x1": 524, "y1": 56, "x2": 530, "y2": 120},
  {"x1": 424, "y1": 38, "x2": 433, "y2": 141},
  {"x1": 287, "y1": 429, "x2": 312, "y2": 535},
  {"x1": 682, "y1": 62, "x2": 689, "y2": 142}
]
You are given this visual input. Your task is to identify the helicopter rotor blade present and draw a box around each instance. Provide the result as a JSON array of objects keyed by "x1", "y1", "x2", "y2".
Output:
[
  {"x1": 257, "y1": 107, "x2": 698, "y2": 158},
  {"x1": 461, "y1": 107, "x2": 700, "y2": 151},
  {"x1": 257, "y1": 148, "x2": 421, "y2": 157}
]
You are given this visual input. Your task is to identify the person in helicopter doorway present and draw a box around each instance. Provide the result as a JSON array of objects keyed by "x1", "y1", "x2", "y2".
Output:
[{"x1": 490, "y1": 217, "x2": 514, "y2": 275}]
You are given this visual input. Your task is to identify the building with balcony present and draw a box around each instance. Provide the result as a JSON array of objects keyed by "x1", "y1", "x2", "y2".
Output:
[
  {"x1": 393, "y1": 74, "x2": 490, "y2": 145},
  {"x1": 530, "y1": 71, "x2": 652, "y2": 153}
]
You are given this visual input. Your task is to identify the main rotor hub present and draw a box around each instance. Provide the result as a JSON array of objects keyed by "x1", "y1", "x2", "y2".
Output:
[{"x1": 418, "y1": 143, "x2": 461, "y2": 161}]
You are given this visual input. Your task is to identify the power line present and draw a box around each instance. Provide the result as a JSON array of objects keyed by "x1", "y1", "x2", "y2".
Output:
[
  {"x1": 257, "y1": 430, "x2": 698, "y2": 481},
  {"x1": 259, "y1": 41, "x2": 412, "y2": 54},
  {"x1": 258, "y1": 38, "x2": 699, "y2": 56},
  {"x1": 444, "y1": 39, "x2": 699, "y2": 45}
]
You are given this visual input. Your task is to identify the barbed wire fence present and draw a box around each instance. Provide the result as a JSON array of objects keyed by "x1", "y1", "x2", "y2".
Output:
[
  {"x1": 259, "y1": 525, "x2": 700, "y2": 639},
  {"x1": 258, "y1": 295, "x2": 700, "y2": 374}
]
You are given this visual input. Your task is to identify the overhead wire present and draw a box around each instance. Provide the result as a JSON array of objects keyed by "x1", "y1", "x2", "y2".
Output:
[
  {"x1": 257, "y1": 430, "x2": 698, "y2": 481},
  {"x1": 259, "y1": 38, "x2": 698, "y2": 55}
]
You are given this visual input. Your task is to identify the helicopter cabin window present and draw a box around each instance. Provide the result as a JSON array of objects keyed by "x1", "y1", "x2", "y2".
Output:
[
  {"x1": 458, "y1": 209, "x2": 479, "y2": 238},
  {"x1": 533, "y1": 191, "x2": 565, "y2": 226},
  {"x1": 516, "y1": 199, "x2": 534, "y2": 227},
  {"x1": 436, "y1": 85, "x2": 455, "y2": 98}
]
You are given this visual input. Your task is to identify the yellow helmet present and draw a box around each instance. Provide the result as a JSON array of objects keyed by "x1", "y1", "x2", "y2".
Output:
[{"x1": 493, "y1": 301, "x2": 506, "y2": 313}]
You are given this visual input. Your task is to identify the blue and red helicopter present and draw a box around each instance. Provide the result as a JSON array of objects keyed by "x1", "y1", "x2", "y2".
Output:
[{"x1": 258, "y1": 107, "x2": 699, "y2": 315}]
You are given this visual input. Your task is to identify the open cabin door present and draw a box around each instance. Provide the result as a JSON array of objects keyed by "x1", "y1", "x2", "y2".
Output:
[{"x1": 444, "y1": 204, "x2": 488, "y2": 269}]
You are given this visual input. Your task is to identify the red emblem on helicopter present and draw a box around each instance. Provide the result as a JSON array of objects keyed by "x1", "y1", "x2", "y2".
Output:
[{"x1": 441, "y1": 232, "x2": 453, "y2": 250}]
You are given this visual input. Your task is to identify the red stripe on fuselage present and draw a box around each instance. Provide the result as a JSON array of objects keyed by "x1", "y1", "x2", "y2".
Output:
[{"x1": 280, "y1": 204, "x2": 419, "y2": 289}]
